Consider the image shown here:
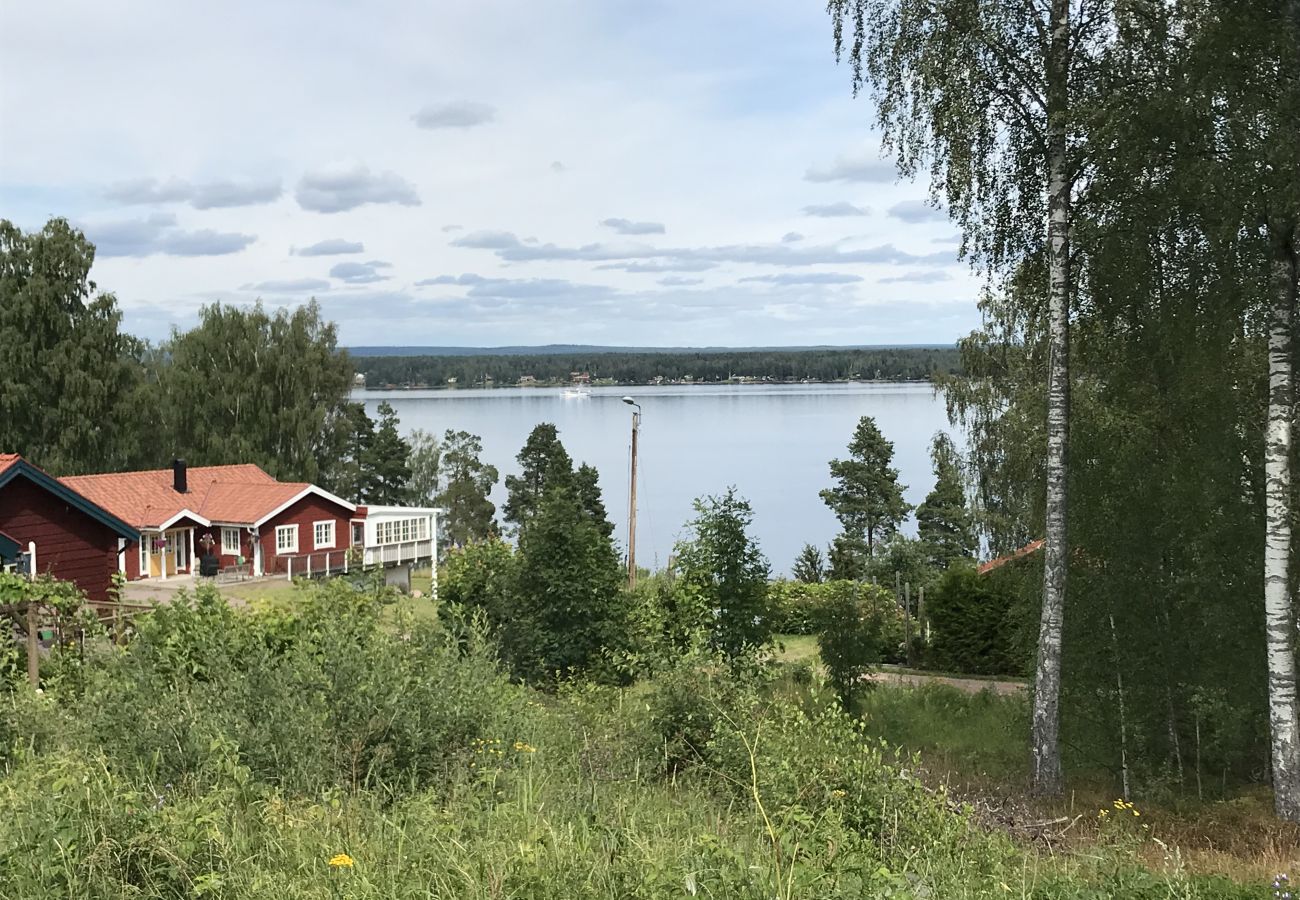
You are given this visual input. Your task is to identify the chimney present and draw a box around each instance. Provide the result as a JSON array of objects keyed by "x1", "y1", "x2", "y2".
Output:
[{"x1": 173, "y1": 459, "x2": 188, "y2": 494}]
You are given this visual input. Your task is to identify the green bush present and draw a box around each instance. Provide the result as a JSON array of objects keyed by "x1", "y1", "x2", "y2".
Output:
[
  {"x1": 926, "y1": 564, "x2": 1024, "y2": 676},
  {"x1": 49, "y1": 581, "x2": 520, "y2": 796},
  {"x1": 815, "y1": 583, "x2": 898, "y2": 706}
]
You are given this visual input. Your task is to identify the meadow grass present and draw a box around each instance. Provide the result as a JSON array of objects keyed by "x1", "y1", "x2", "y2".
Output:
[{"x1": 0, "y1": 586, "x2": 1279, "y2": 897}]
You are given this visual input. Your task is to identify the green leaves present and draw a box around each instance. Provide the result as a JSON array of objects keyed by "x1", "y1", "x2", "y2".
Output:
[{"x1": 820, "y1": 415, "x2": 912, "y2": 554}]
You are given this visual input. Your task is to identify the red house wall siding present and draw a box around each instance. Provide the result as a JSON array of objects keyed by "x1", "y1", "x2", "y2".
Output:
[
  {"x1": 258, "y1": 494, "x2": 353, "y2": 575},
  {"x1": 0, "y1": 477, "x2": 120, "y2": 602}
]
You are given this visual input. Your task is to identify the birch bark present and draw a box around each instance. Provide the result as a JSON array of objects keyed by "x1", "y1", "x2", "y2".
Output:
[
  {"x1": 1266, "y1": 223, "x2": 1300, "y2": 821},
  {"x1": 1031, "y1": 0, "x2": 1071, "y2": 797}
]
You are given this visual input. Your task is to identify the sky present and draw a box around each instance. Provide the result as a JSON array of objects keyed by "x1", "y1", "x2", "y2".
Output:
[{"x1": 0, "y1": 0, "x2": 981, "y2": 347}]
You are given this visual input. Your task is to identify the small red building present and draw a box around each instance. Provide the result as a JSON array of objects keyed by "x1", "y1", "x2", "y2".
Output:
[
  {"x1": 62, "y1": 460, "x2": 359, "y2": 580},
  {"x1": 0, "y1": 454, "x2": 140, "y2": 601}
]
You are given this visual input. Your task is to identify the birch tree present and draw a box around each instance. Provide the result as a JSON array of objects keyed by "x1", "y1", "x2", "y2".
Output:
[{"x1": 827, "y1": 0, "x2": 1109, "y2": 794}]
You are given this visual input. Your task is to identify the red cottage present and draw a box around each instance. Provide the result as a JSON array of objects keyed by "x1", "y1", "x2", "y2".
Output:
[
  {"x1": 62, "y1": 460, "x2": 359, "y2": 580},
  {"x1": 0, "y1": 454, "x2": 140, "y2": 601}
]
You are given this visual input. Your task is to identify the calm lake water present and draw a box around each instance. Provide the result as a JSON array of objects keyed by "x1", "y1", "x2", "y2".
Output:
[{"x1": 361, "y1": 383, "x2": 955, "y2": 576}]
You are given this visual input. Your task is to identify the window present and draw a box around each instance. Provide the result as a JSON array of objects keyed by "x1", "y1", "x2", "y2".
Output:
[
  {"x1": 275, "y1": 525, "x2": 298, "y2": 554},
  {"x1": 313, "y1": 520, "x2": 335, "y2": 550},
  {"x1": 221, "y1": 527, "x2": 241, "y2": 556},
  {"x1": 351, "y1": 522, "x2": 364, "y2": 546}
]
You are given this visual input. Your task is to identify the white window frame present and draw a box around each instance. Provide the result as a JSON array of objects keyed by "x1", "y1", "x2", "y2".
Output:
[
  {"x1": 351, "y1": 521, "x2": 365, "y2": 546},
  {"x1": 275, "y1": 524, "x2": 299, "y2": 555},
  {"x1": 313, "y1": 520, "x2": 335, "y2": 550},
  {"x1": 221, "y1": 527, "x2": 241, "y2": 556}
]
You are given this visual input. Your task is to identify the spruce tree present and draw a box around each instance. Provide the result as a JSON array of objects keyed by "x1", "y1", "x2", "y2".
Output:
[{"x1": 916, "y1": 432, "x2": 976, "y2": 569}]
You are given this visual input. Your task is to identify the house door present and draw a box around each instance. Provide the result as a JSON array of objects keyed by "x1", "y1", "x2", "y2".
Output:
[{"x1": 169, "y1": 529, "x2": 188, "y2": 573}]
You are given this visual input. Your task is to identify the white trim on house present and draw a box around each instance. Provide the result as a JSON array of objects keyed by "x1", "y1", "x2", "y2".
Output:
[
  {"x1": 252, "y1": 486, "x2": 357, "y2": 528},
  {"x1": 156, "y1": 508, "x2": 211, "y2": 530},
  {"x1": 275, "y1": 524, "x2": 299, "y2": 555},
  {"x1": 313, "y1": 519, "x2": 335, "y2": 550},
  {"x1": 221, "y1": 527, "x2": 241, "y2": 556}
]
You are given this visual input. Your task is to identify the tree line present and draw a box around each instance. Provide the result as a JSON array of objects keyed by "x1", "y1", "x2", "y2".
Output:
[
  {"x1": 356, "y1": 346, "x2": 962, "y2": 388},
  {"x1": 825, "y1": 0, "x2": 1300, "y2": 814}
]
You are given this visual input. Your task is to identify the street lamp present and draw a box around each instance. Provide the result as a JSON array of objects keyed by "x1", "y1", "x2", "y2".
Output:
[{"x1": 622, "y1": 397, "x2": 641, "y2": 588}]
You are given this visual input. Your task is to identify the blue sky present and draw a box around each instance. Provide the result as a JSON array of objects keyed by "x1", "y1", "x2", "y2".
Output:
[{"x1": 0, "y1": 0, "x2": 981, "y2": 347}]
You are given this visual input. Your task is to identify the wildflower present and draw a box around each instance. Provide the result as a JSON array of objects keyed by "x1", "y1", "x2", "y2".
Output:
[
  {"x1": 1098, "y1": 809, "x2": 1108, "y2": 818},
  {"x1": 831, "y1": 789, "x2": 846, "y2": 799},
  {"x1": 328, "y1": 853, "x2": 354, "y2": 868},
  {"x1": 513, "y1": 741, "x2": 537, "y2": 753}
]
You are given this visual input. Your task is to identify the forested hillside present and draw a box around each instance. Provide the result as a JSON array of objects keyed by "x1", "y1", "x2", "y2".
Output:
[{"x1": 355, "y1": 346, "x2": 962, "y2": 388}]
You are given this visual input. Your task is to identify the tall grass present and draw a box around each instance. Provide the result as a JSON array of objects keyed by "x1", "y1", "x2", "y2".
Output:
[{"x1": 0, "y1": 581, "x2": 1266, "y2": 898}]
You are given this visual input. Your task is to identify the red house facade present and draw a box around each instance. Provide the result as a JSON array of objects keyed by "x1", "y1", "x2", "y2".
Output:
[
  {"x1": 62, "y1": 461, "x2": 359, "y2": 580},
  {"x1": 0, "y1": 454, "x2": 140, "y2": 602}
]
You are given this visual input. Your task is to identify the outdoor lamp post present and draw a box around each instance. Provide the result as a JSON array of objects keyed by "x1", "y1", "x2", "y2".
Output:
[{"x1": 622, "y1": 396, "x2": 641, "y2": 588}]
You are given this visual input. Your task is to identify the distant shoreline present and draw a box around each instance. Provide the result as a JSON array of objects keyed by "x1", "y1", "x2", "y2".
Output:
[{"x1": 358, "y1": 377, "x2": 939, "y2": 392}]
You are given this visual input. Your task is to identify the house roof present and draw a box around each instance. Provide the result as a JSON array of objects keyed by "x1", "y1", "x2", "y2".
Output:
[
  {"x1": 977, "y1": 539, "x2": 1045, "y2": 575},
  {"x1": 0, "y1": 455, "x2": 140, "y2": 541},
  {"x1": 61, "y1": 464, "x2": 355, "y2": 530}
]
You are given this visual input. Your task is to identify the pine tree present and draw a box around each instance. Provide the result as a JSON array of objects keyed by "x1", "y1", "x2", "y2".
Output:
[
  {"x1": 819, "y1": 416, "x2": 911, "y2": 554},
  {"x1": 792, "y1": 543, "x2": 825, "y2": 583},
  {"x1": 503, "y1": 424, "x2": 573, "y2": 531},
  {"x1": 434, "y1": 430, "x2": 498, "y2": 546},
  {"x1": 916, "y1": 432, "x2": 976, "y2": 569},
  {"x1": 366, "y1": 402, "x2": 412, "y2": 505}
]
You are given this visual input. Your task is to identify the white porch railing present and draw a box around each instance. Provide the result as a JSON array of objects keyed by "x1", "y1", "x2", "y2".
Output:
[
  {"x1": 362, "y1": 539, "x2": 435, "y2": 567},
  {"x1": 279, "y1": 550, "x2": 352, "y2": 580}
]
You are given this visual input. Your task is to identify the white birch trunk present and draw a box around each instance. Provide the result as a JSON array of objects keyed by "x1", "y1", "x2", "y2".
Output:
[
  {"x1": 1266, "y1": 224, "x2": 1300, "y2": 821},
  {"x1": 1031, "y1": 0, "x2": 1071, "y2": 797}
]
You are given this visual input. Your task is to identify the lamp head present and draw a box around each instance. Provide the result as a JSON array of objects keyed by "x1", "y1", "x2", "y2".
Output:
[{"x1": 622, "y1": 396, "x2": 636, "y2": 406}]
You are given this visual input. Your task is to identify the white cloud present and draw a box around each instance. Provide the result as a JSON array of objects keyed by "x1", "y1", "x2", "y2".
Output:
[
  {"x1": 246, "y1": 277, "x2": 331, "y2": 292},
  {"x1": 412, "y1": 100, "x2": 497, "y2": 129},
  {"x1": 887, "y1": 200, "x2": 947, "y2": 224},
  {"x1": 82, "y1": 212, "x2": 256, "y2": 257},
  {"x1": 103, "y1": 176, "x2": 282, "y2": 209},
  {"x1": 601, "y1": 217, "x2": 666, "y2": 235},
  {"x1": 330, "y1": 259, "x2": 392, "y2": 283},
  {"x1": 805, "y1": 151, "x2": 895, "y2": 184},
  {"x1": 296, "y1": 165, "x2": 420, "y2": 213},
  {"x1": 294, "y1": 238, "x2": 364, "y2": 255},
  {"x1": 802, "y1": 202, "x2": 869, "y2": 217}
]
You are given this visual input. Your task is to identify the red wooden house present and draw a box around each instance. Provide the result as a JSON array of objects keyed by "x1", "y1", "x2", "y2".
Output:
[
  {"x1": 62, "y1": 460, "x2": 359, "y2": 580},
  {"x1": 0, "y1": 454, "x2": 140, "y2": 602}
]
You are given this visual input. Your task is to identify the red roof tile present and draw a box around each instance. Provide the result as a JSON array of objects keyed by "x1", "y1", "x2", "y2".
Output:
[
  {"x1": 0, "y1": 454, "x2": 20, "y2": 476},
  {"x1": 59, "y1": 464, "x2": 307, "y2": 529},
  {"x1": 977, "y1": 539, "x2": 1045, "y2": 575}
]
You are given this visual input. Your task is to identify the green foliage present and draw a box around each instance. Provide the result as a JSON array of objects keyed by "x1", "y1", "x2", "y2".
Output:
[
  {"x1": 791, "y1": 542, "x2": 825, "y2": 583},
  {"x1": 0, "y1": 575, "x2": 1264, "y2": 898},
  {"x1": 926, "y1": 564, "x2": 1024, "y2": 676},
  {"x1": 502, "y1": 423, "x2": 573, "y2": 530},
  {"x1": 356, "y1": 345, "x2": 965, "y2": 388},
  {"x1": 364, "y1": 401, "x2": 413, "y2": 504},
  {"x1": 405, "y1": 427, "x2": 441, "y2": 505},
  {"x1": 768, "y1": 580, "x2": 905, "y2": 656},
  {"x1": 672, "y1": 488, "x2": 773, "y2": 657},
  {"x1": 915, "y1": 431, "x2": 976, "y2": 569},
  {"x1": 826, "y1": 534, "x2": 869, "y2": 580},
  {"x1": 0, "y1": 218, "x2": 146, "y2": 474},
  {"x1": 816, "y1": 583, "x2": 898, "y2": 706},
  {"x1": 434, "y1": 430, "x2": 499, "y2": 546},
  {"x1": 438, "y1": 539, "x2": 519, "y2": 624},
  {"x1": 512, "y1": 486, "x2": 627, "y2": 682},
  {"x1": 156, "y1": 300, "x2": 354, "y2": 485},
  {"x1": 820, "y1": 416, "x2": 912, "y2": 554}
]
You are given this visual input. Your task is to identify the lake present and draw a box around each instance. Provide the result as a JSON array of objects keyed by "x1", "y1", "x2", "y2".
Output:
[{"x1": 361, "y1": 383, "x2": 955, "y2": 576}]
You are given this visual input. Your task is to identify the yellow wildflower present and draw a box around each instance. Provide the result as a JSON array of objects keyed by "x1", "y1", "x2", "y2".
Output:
[
  {"x1": 328, "y1": 853, "x2": 354, "y2": 868},
  {"x1": 831, "y1": 789, "x2": 847, "y2": 799}
]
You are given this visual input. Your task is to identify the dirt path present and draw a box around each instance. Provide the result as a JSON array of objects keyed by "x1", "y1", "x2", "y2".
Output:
[{"x1": 865, "y1": 667, "x2": 1026, "y2": 696}]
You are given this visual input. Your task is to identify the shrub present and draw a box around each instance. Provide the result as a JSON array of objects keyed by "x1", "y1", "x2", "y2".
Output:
[
  {"x1": 926, "y1": 564, "x2": 1023, "y2": 676},
  {"x1": 55, "y1": 581, "x2": 520, "y2": 797},
  {"x1": 672, "y1": 489, "x2": 773, "y2": 657},
  {"x1": 815, "y1": 582, "x2": 898, "y2": 706}
]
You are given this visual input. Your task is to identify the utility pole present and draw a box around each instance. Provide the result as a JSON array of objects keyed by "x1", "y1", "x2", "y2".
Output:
[{"x1": 622, "y1": 397, "x2": 642, "y2": 588}]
